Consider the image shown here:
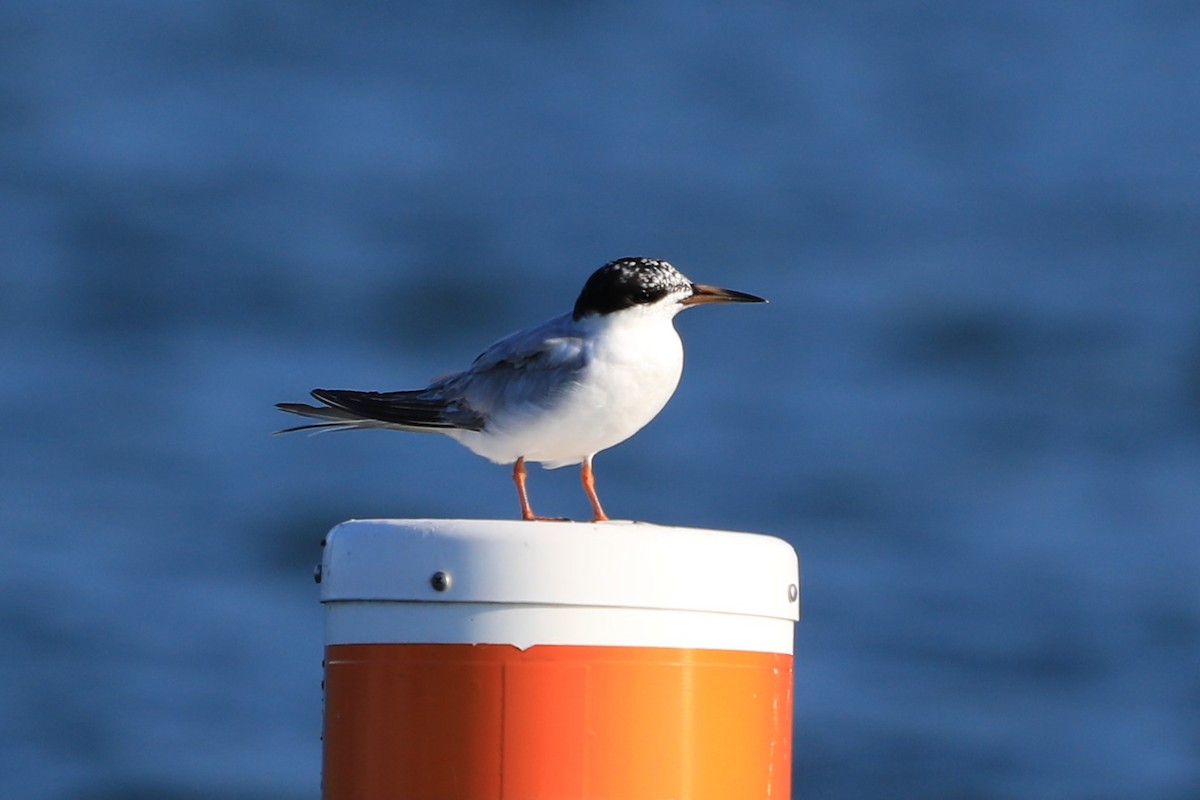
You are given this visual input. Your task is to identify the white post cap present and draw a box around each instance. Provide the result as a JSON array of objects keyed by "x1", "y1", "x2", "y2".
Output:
[{"x1": 321, "y1": 519, "x2": 800, "y2": 653}]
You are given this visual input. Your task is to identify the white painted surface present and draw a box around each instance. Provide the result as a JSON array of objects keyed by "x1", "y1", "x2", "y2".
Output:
[
  {"x1": 326, "y1": 603, "x2": 795, "y2": 653},
  {"x1": 321, "y1": 519, "x2": 800, "y2": 653}
]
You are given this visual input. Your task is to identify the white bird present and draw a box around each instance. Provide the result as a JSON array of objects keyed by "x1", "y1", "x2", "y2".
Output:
[{"x1": 276, "y1": 257, "x2": 765, "y2": 521}]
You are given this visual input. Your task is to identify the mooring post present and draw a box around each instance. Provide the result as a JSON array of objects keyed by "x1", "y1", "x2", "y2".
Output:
[{"x1": 319, "y1": 518, "x2": 800, "y2": 800}]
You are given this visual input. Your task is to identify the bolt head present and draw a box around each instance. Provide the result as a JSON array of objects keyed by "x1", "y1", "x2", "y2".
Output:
[{"x1": 430, "y1": 571, "x2": 452, "y2": 592}]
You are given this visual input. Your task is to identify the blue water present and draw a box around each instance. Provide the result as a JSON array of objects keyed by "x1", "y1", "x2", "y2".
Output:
[{"x1": 3, "y1": 2, "x2": 1198, "y2": 797}]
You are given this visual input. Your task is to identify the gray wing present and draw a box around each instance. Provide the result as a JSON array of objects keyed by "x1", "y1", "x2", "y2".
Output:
[
  {"x1": 435, "y1": 312, "x2": 589, "y2": 422},
  {"x1": 275, "y1": 313, "x2": 586, "y2": 433}
]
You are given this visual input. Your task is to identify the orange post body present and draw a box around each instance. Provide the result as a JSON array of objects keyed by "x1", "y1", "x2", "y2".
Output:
[{"x1": 323, "y1": 643, "x2": 793, "y2": 800}]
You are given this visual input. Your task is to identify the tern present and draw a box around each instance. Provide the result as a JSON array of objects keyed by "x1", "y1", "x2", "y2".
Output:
[{"x1": 276, "y1": 257, "x2": 765, "y2": 521}]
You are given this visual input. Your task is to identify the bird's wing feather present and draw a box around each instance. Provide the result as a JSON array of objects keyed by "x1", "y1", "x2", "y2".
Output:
[
  {"x1": 309, "y1": 388, "x2": 485, "y2": 431},
  {"x1": 439, "y1": 313, "x2": 589, "y2": 419},
  {"x1": 272, "y1": 402, "x2": 368, "y2": 434},
  {"x1": 275, "y1": 314, "x2": 587, "y2": 435},
  {"x1": 462, "y1": 313, "x2": 584, "y2": 372}
]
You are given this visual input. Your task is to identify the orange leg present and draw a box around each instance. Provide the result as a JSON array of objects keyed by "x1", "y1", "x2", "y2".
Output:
[
  {"x1": 512, "y1": 457, "x2": 568, "y2": 521},
  {"x1": 513, "y1": 457, "x2": 537, "y2": 521},
  {"x1": 581, "y1": 456, "x2": 609, "y2": 522}
]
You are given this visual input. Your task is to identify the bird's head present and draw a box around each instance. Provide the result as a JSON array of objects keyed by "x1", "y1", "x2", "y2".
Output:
[{"x1": 572, "y1": 257, "x2": 766, "y2": 320}]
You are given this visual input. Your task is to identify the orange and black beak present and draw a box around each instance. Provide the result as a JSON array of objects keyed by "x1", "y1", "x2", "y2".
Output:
[{"x1": 680, "y1": 283, "x2": 767, "y2": 306}]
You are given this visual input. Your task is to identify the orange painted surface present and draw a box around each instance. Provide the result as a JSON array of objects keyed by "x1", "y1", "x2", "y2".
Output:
[{"x1": 323, "y1": 643, "x2": 793, "y2": 800}]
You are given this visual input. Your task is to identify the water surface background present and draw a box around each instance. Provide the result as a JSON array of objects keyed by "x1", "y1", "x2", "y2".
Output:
[{"x1": 3, "y1": 2, "x2": 1199, "y2": 798}]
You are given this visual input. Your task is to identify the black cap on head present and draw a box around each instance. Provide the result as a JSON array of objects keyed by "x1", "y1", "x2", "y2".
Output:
[{"x1": 573, "y1": 257, "x2": 691, "y2": 319}]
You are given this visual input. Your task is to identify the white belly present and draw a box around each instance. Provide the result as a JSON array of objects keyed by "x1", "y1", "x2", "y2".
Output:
[{"x1": 449, "y1": 316, "x2": 684, "y2": 468}]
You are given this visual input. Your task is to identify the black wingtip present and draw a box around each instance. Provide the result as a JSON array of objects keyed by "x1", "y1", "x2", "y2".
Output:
[
  {"x1": 310, "y1": 388, "x2": 354, "y2": 410},
  {"x1": 272, "y1": 421, "x2": 353, "y2": 435}
]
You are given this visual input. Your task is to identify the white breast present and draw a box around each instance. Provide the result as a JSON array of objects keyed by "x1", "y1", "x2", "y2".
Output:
[{"x1": 450, "y1": 307, "x2": 685, "y2": 468}]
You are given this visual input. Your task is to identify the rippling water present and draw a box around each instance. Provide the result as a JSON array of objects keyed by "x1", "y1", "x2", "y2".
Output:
[{"x1": 3, "y1": 2, "x2": 1198, "y2": 798}]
